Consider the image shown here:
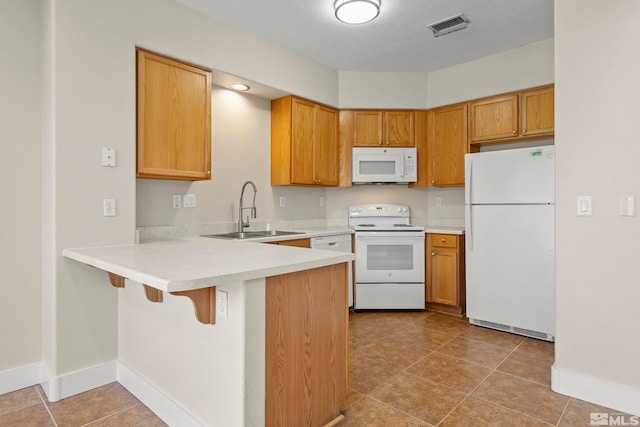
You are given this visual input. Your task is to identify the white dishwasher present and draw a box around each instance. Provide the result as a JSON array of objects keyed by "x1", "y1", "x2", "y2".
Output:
[{"x1": 310, "y1": 234, "x2": 353, "y2": 307}]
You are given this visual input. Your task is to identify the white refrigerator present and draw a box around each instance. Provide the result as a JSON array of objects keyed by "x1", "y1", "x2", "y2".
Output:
[{"x1": 465, "y1": 146, "x2": 555, "y2": 341}]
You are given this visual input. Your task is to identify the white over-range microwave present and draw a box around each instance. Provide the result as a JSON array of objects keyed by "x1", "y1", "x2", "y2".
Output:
[{"x1": 352, "y1": 147, "x2": 417, "y2": 184}]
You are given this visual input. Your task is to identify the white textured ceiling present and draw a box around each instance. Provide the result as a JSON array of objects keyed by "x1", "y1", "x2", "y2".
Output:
[{"x1": 176, "y1": 0, "x2": 554, "y2": 73}]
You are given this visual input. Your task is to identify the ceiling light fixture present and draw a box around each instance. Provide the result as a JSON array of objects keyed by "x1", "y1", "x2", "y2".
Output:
[
  {"x1": 334, "y1": 0, "x2": 380, "y2": 24},
  {"x1": 230, "y1": 83, "x2": 250, "y2": 91}
]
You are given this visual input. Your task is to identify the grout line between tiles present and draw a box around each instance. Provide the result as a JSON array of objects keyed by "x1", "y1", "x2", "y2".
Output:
[
  {"x1": 433, "y1": 336, "x2": 530, "y2": 425},
  {"x1": 79, "y1": 402, "x2": 143, "y2": 427},
  {"x1": 35, "y1": 385, "x2": 59, "y2": 427},
  {"x1": 365, "y1": 394, "x2": 436, "y2": 426},
  {"x1": 555, "y1": 398, "x2": 572, "y2": 427}
]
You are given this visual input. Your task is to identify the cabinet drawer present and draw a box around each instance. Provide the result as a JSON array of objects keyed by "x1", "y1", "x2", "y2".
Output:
[{"x1": 430, "y1": 234, "x2": 457, "y2": 248}]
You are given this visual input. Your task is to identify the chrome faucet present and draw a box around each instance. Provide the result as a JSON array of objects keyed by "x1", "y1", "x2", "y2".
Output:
[{"x1": 238, "y1": 181, "x2": 257, "y2": 233}]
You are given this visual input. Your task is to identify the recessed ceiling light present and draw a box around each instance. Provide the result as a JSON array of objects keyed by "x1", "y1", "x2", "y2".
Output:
[
  {"x1": 334, "y1": 0, "x2": 380, "y2": 25},
  {"x1": 230, "y1": 83, "x2": 250, "y2": 91}
]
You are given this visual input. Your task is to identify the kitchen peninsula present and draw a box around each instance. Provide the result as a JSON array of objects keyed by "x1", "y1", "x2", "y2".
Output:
[{"x1": 63, "y1": 236, "x2": 353, "y2": 427}]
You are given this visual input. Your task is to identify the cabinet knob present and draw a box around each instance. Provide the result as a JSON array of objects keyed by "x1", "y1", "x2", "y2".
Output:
[
  {"x1": 385, "y1": 141, "x2": 390, "y2": 145},
  {"x1": 207, "y1": 171, "x2": 211, "y2": 175},
  {"x1": 512, "y1": 130, "x2": 517, "y2": 134},
  {"x1": 378, "y1": 141, "x2": 382, "y2": 145},
  {"x1": 431, "y1": 252, "x2": 435, "y2": 256},
  {"x1": 431, "y1": 180, "x2": 435, "y2": 185},
  {"x1": 441, "y1": 238, "x2": 446, "y2": 242},
  {"x1": 522, "y1": 129, "x2": 527, "y2": 133}
]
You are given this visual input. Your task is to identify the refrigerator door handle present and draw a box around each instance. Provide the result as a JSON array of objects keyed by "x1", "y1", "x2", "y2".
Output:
[
  {"x1": 465, "y1": 156, "x2": 472, "y2": 205},
  {"x1": 465, "y1": 204, "x2": 473, "y2": 251}
]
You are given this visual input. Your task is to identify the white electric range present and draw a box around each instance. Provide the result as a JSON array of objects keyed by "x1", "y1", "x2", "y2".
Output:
[{"x1": 349, "y1": 204, "x2": 425, "y2": 310}]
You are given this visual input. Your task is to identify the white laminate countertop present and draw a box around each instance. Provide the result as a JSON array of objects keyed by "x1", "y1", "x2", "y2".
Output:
[
  {"x1": 63, "y1": 232, "x2": 354, "y2": 293},
  {"x1": 423, "y1": 226, "x2": 465, "y2": 235}
]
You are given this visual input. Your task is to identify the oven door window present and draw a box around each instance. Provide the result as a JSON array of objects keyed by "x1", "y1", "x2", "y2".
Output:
[
  {"x1": 367, "y1": 244, "x2": 413, "y2": 270},
  {"x1": 355, "y1": 234, "x2": 425, "y2": 283}
]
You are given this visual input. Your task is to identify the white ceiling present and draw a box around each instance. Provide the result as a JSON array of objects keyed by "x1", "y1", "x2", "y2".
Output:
[{"x1": 176, "y1": 0, "x2": 554, "y2": 73}]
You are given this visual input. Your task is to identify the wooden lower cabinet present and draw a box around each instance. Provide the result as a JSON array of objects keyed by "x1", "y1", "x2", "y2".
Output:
[
  {"x1": 265, "y1": 263, "x2": 348, "y2": 427},
  {"x1": 425, "y1": 233, "x2": 466, "y2": 316}
]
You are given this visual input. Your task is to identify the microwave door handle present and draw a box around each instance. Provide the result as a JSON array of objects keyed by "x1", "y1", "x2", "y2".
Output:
[{"x1": 399, "y1": 156, "x2": 405, "y2": 178}]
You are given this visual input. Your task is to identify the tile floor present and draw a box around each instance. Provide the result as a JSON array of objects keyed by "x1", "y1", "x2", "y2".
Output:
[
  {"x1": 0, "y1": 382, "x2": 166, "y2": 426},
  {"x1": 0, "y1": 310, "x2": 627, "y2": 426},
  {"x1": 344, "y1": 310, "x2": 626, "y2": 427}
]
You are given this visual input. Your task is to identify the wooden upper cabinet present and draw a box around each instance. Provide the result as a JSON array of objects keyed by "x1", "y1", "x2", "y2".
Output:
[
  {"x1": 384, "y1": 111, "x2": 414, "y2": 146},
  {"x1": 352, "y1": 110, "x2": 414, "y2": 147},
  {"x1": 520, "y1": 86, "x2": 555, "y2": 138},
  {"x1": 136, "y1": 48, "x2": 212, "y2": 180},
  {"x1": 314, "y1": 105, "x2": 340, "y2": 185},
  {"x1": 468, "y1": 85, "x2": 554, "y2": 145},
  {"x1": 468, "y1": 94, "x2": 518, "y2": 143},
  {"x1": 353, "y1": 111, "x2": 383, "y2": 146},
  {"x1": 428, "y1": 103, "x2": 468, "y2": 187},
  {"x1": 271, "y1": 96, "x2": 339, "y2": 187}
]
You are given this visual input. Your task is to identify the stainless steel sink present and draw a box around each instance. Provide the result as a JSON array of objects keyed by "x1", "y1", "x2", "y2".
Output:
[
  {"x1": 200, "y1": 230, "x2": 304, "y2": 240},
  {"x1": 257, "y1": 230, "x2": 305, "y2": 237}
]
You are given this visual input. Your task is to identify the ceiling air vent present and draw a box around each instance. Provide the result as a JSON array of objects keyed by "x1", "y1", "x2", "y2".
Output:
[{"x1": 427, "y1": 14, "x2": 470, "y2": 37}]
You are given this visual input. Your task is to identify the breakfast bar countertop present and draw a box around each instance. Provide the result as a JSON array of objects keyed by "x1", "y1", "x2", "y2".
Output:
[{"x1": 63, "y1": 236, "x2": 353, "y2": 293}]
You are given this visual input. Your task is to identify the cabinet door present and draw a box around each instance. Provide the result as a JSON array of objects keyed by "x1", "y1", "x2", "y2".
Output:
[
  {"x1": 290, "y1": 98, "x2": 316, "y2": 185},
  {"x1": 429, "y1": 104, "x2": 467, "y2": 187},
  {"x1": 314, "y1": 106, "x2": 339, "y2": 185},
  {"x1": 136, "y1": 49, "x2": 212, "y2": 180},
  {"x1": 353, "y1": 111, "x2": 383, "y2": 146},
  {"x1": 428, "y1": 248, "x2": 458, "y2": 306},
  {"x1": 468, "y1": 94, "x2": 518, "y2": 143},
  {"x1": 384, "y1": 111, "x2": 414, "y2": 146},
  {"x1": 520, "y1": 86, "x2": 554, "y2": 138}
]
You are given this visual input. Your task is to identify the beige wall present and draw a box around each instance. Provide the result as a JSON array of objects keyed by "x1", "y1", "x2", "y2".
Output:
[
  {"x1": 0, "y1": 0, "x2": 42, "y2": 372},
  {"x1": 553, "y1": 0, "x2": 640, "y2": 414},
  {"x1": 326, "y1": 41, "x2": 555, "y2": 226},
  {"x1": 338, "y1": 72, "x2": 429, "y2": 109},
  {"x1": 42, "y1": 0, "x2": 338, "y2": 379},
  {"x1": 136, "y1": 87, "x2": 326, "y2": 227},
  {"x1": 427, "y1": 38, "x2": 555, "y2": 108}
]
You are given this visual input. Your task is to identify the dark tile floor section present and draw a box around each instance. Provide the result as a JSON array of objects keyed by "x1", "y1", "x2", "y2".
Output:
[
  {"x1": 344, "y1": 310, "x2": 630, "y2": 426},
  {"x1": 0, "y1": 310, "x2": 630, "y2": 426},
  {"x1": 0, "y1": 382, "x2": 166, "y2": 426}
]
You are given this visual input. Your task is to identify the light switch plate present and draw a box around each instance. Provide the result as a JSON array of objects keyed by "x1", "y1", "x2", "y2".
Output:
[
  {"x1": 620, "y1": 196, "x2": 635, "y2": 216},
  {"x1": 576, "y1": 195, "x2": 592, "y2": 216}
]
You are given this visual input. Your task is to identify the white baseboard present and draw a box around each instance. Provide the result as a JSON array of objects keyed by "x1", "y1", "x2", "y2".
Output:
[
  {"x1": 0, "y1": 362, "x2": 44, "y2": 395},
  {"x1": 41, "y1": 360, "x2": 117, "y2": 402},
  {"x1": 552, "y1": 364, "x2": 640, "y2": 416},
  {"x1": 117, "y1": 361, "x2": 203, "y2": 427}
]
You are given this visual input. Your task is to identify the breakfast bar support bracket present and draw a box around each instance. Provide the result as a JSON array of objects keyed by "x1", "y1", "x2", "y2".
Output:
[
  {"x1": 170, "y1": 287, "x2": 217, "y2": 325},
  {"x1": 105, "y1": 272, "x2": 214, "y2": 324},
  {"x1": 144, "y1": 285, "x2": 163, "y2": 303},
  {"x1": 108, "y1": 272, "x2": 125, "y2": 288}
]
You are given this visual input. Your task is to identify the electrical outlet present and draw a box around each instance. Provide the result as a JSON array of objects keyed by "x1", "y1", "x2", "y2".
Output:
[
  {"x1": 217, "y1": 290, "x2": 228, "y2": 318},
  {"x1": 279, "y1": 196, "x2": 286, "y2": 208},
  {"x1": 173, "y1": 195, "x2": 182, "y2": 208},
  {"x1": 103, "y1": 199, "x2": 116, "y2": 217},
  {"x1": 101, "y1": 147, "x2": 116, "y2": 167},
  {"x1": 435, "y1": 197, "x2": 442, "y2": 207},
  {"x1": 320, "y1": 196, "x2": 325, "y2": 207},
  {"x1": 183, "y1": 193, "x2": 196, "y2": 208}
]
